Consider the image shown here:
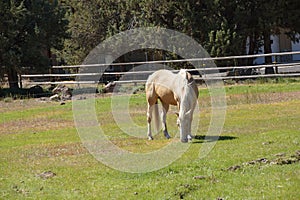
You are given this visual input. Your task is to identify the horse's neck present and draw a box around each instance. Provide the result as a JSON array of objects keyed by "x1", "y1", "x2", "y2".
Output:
[
  {"x1": 179, "y1": 84, "x2": 191, "y2": 112},
  {"x1": 173, "y1": 76, "x2": 186, "y2": 100}
]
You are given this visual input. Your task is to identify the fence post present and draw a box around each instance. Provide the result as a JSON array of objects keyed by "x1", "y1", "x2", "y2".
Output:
[{"x1": 19, "y1": 74, "x2": 22, "y2": 89}]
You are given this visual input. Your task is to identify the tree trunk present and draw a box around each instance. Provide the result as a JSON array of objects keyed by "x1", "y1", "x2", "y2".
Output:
[
  {"x1": 263, "y1": 31, "x2": 275, "y2": 74},
  {"x1": 7, "y1": 68, "x2": 19, "y2": 89},
  {"x1": 247, "y1": 34, "x2": 256, "y2": 65}
]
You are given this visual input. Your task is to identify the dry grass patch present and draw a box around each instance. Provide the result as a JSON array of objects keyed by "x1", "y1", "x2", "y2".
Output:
[{"x1": 0, "y1": 117, "x2": 74, "y2": 135}]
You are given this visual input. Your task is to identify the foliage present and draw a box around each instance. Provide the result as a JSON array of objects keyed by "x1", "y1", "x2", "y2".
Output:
[
  {"x1": 63, "y1": 0, "x2": 300, "y2": 68},
  {"x1": 62, "y1": 0, "x2": 190, "y2": 64},
  {"x1": 1, "y1": 0, "x2": 300, "y2": 87},
  {"x1": 0, "y1": 0, "x2": 68, "y2": 88},
  {"x1": 277, "y1": 0, "x2": 300, "y2": 43}
]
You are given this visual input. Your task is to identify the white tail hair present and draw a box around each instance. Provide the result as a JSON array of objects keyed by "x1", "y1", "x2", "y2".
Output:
[{"x1": 152, "y1": 103, "x2": 161, "y2": 133}]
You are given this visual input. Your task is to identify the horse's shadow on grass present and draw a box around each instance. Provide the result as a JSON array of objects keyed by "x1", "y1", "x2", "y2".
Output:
[{"x1": 192, "y1": 135, "x2": 237, "y2": 144}]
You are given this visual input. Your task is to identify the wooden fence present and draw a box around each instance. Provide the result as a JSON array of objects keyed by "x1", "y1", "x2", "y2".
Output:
[{"x1": 21, "y1": 51, "x2": 300, "y2": 86}]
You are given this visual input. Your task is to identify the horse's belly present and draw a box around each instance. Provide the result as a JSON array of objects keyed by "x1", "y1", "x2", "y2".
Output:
[
  {"x1": 156, "y1": 87, "x2": 178, "y2": 105},
  {"x1": 161, "y1": 95, "x2": 178, "y2": 105}
]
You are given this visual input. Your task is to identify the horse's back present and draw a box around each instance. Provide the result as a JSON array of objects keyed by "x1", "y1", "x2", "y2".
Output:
[
  {"x1": 146, "y1": 70, "x2": 174, "y2": 84},
  {"x1": 146, "y1": 69, "x2": 198, "y2": 105}
]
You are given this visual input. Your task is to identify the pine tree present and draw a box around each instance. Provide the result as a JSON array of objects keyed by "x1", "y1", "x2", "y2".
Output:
[{"x1": 0, "y1": 0, "x2": 68, "y2": 89}]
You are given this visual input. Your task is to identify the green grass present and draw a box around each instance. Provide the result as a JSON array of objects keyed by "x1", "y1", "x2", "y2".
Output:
[
  {"x1": 1, "y1": 82, "x2": 300, "y2": 199},
  {"x1": 199, "y1": 81, "x2": 300, "y2": 97}
]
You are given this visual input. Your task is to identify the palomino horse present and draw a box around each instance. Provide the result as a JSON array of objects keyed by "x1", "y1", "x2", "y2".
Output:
[{"x1": 146, "y1": 69, "x2": 199, "y2": 142}]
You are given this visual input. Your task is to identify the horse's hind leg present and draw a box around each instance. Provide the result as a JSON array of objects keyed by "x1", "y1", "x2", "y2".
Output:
[{"x1": 161, "y1": 102, "x2": 171, "y2": 139}]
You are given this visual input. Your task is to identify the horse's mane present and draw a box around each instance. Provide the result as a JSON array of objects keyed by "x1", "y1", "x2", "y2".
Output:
[
  {"x1": 179, "y1": 69, "x2": 195, "y2": 85},
  {"x1": 178, "y1": 69, "x2": 198, "y2": 114}
]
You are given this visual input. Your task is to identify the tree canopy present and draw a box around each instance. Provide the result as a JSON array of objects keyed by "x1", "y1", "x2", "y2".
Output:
[
  {"x1": 63, "y1": 0, "x2": 300, "y2": 67},
  {"x1": 1, "y1": 0, "x2": 300, "y2": 88},
  {"x1": 0, "y1": 0, "x2": 68, "y2": 88}
]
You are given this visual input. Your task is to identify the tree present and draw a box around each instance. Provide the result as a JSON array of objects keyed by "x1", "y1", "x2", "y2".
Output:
[
  {"x1": 207, "y1": 21, "x2": 244, "y2": 68},
  {"x1": 0, "y1": 0, "x2": 68, "y2": 89},
  {"x1": 235, "y1": 0, "x2": 300, "y2": 73},
  {"x1": 63, "y1": 0, "x2": 300, "y2": 73},
  {"x1": 0, "y1": 0, "x2": 27, "y2": 88},
  {"x1": 258, "y1": 0, "x2": 278, "y2": 74},
  {"x1": 64, "y1": 0, "x2": 213, "y2": 65},
  {"x1": 278, "y1": 0, "x2": 300, "y2": 42}
]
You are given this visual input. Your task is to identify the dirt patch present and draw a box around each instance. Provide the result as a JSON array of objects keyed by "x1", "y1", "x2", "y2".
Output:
[
  {"x1": 37, "y1": 171, "x2": 56, "y2": 179},
  {"x1": 0, "y1": 117, "x2": 74, "y2": 134},
  {"x1": 226, "y1": 150, "x2": 300, "y2": 171},
  {"x1": 226, "y1": 91, "x2": 300, "y2": 105},
  {"x1": 174, "y1": 183, "x2": 199, "y2": 199},
  {"x1": 21, "y1": 143, "x2": 88, "y2": 159},
  {"x1": 0, "y1": 99, "x2": 47, "y2": 112}
]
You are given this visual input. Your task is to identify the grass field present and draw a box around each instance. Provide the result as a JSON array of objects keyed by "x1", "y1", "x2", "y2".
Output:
[{"x1": 1, "y1": 81, "x2": 300, "y2": 199}]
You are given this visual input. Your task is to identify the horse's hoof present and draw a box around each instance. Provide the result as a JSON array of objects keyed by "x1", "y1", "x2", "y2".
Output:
[
  {"x1": 164, "y1": 134, "x2": 171, "y2": 139},
  {"x1": 148, "y1": 136, "x2": 153, "y2": 140},
  {"x1": 181, "y1": 138, "x2": 188, "y2": 143}
]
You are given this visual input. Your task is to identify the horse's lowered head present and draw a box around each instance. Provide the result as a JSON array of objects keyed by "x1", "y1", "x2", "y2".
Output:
[{"x1": 175, "y1": 109, "x2": 192, "y2": 142}]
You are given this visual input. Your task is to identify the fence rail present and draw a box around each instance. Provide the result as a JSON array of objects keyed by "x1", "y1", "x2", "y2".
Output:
[
  {"x1": 51, "y1": 51, "x2": 300, "y2": 69},
  {"x1": 20, "y1": 51, "x2": 300, "y2": 85},
  {"x1": 22, "y1": 62, "x2": 300, "y2": 78}
]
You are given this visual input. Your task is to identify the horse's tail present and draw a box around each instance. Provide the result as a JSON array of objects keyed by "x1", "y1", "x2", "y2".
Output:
[{"x1": 152, "y1": 102, "x2": 161, "y2": 133}]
